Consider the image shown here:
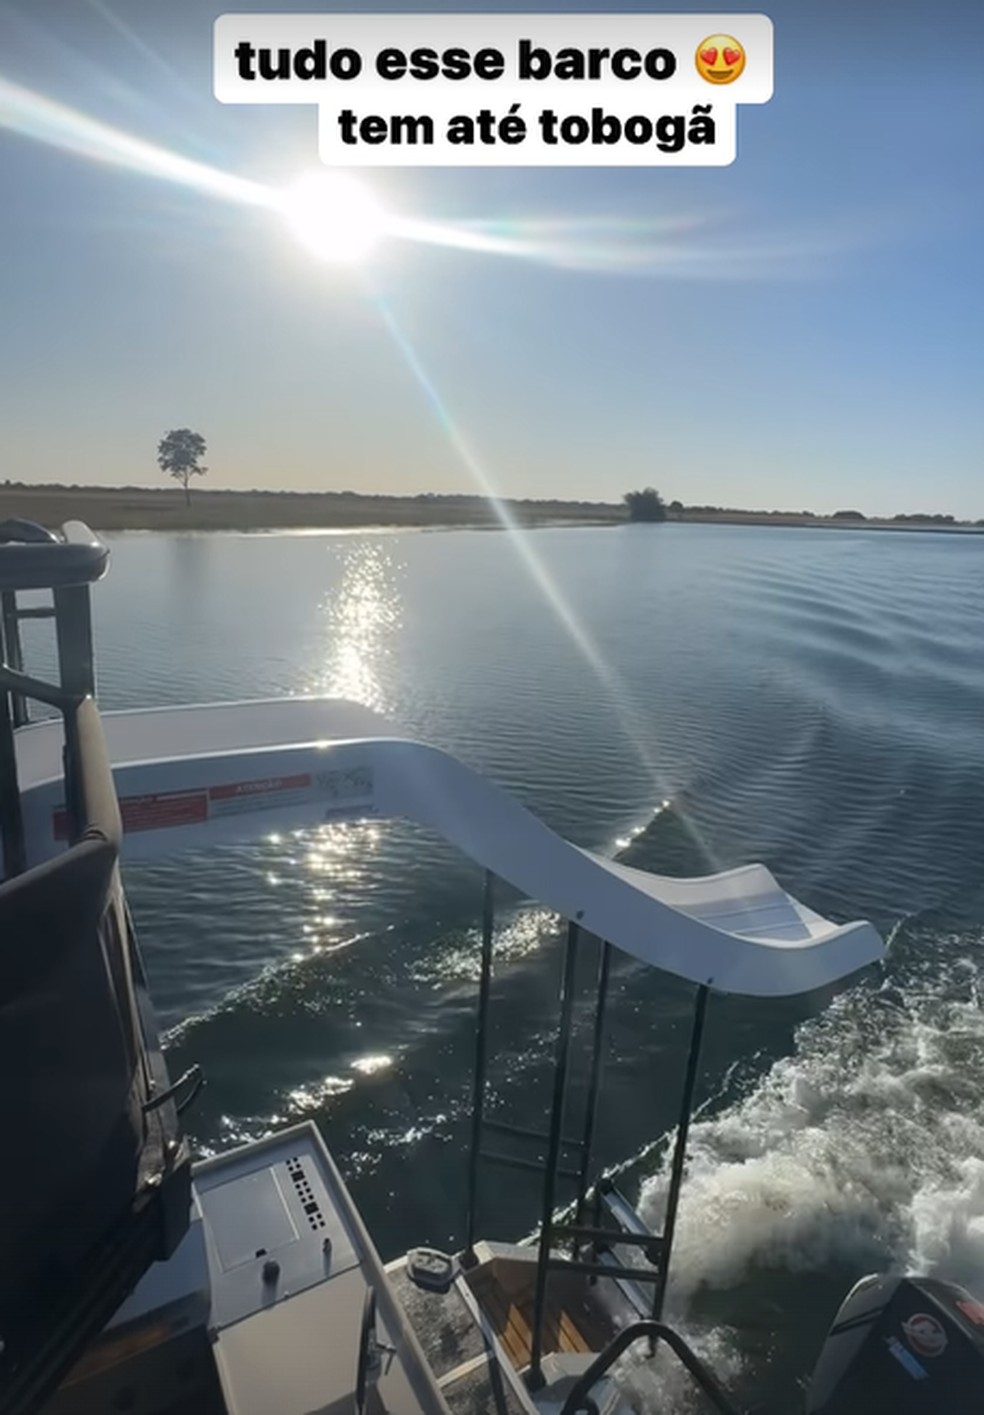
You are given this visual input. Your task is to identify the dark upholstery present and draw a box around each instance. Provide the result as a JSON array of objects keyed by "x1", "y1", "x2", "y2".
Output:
[{"x1": 0, "y1": 701, "x2": 155, "y2": 1323}]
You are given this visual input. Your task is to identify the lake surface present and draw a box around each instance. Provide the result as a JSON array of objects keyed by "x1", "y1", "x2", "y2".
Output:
[{"x1": 45, "y1": 523, "x2": 984, "y2": 1411}]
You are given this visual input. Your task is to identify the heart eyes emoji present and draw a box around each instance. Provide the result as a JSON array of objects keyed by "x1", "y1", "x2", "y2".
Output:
[{"x1": 695, "y1": 34, "x2": 746, "y2": 83}]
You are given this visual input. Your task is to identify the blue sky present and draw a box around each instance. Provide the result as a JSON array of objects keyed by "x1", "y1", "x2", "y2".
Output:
[{"x1": 0, "y1": 0, "x2": 981, "y2": 515}]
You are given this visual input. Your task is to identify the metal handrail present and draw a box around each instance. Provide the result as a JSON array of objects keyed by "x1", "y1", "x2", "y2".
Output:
[
  {"x1": 354, "y1": 1286, "x2": 397, "y2": 1415},
  {"x1": 355, "y1": 1288, "x2": 378, "y2": 1415},
  {"x1": 0, "y1": 664, "x2": 78, "y2": 711},
  {"x1": 557, "y1": 1320, "x2": 743, "y2": 1415}
]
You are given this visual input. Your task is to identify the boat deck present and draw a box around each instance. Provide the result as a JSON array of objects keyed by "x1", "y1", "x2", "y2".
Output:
[
  {"x1": 387, "y1": 1243, "x2": 617, "y2": 1415},
  {"x1": 387, "y1": 1261, "x2": 529, "y2": 1415},
  {"x1": 469, "y1": 1264, "x2": 593, "y2": 1367}
]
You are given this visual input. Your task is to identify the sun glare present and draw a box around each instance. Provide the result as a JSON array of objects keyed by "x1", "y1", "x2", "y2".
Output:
[{"x1": 279, "y1": 170, "x2": 386, "y2": 264}]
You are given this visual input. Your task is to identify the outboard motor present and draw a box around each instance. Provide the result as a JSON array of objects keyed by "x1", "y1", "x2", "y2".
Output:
[{"x1": 806, "y1": 1274, "x2": 984, "y2": 1413}]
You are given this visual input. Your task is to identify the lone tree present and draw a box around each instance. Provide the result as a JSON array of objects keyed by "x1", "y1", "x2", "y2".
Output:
[
  {"x1": 157, "y1": 428, "x2": 207, "y2": 506},
  {"x1": 623, "y1": 487, "x2": 667, "y2": 523}
]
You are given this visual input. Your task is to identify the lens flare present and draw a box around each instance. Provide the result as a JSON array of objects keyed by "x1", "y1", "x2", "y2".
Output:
[
  {"x1": 368, "y1": 283, "x2": 723, "y2": 871},
  {"x1": 0, "y1": 76, "x2": 270, "y2": 208},
  {"x1": 0, "y1": 79, "x2": 870, "y2": 280}
]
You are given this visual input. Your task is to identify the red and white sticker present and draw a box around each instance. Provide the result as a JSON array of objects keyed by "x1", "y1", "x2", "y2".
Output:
[
  {"x1": 957, "y1": 1297, "x2": 984, "y2": 1328},
  {"x1": 121, "y1": 790, "x2": 209, "y2": 832},
  {"x1": 52, "y1": 765, "x2": 374, "y2": 839},
  {"x1": 902, "y1": 1312, "x2": 947, "y2": 1359},
  {"x1": 208, "y1": 773, "x2": 313, "y2": 818},
  {"x1": 54, "y1": 788, "x2": 208, "y2": 839}
]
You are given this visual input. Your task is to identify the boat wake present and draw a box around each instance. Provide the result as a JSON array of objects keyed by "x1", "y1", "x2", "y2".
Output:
[
  {"x1": 581, "y1": 924, "x2": 979, "y2": 1410},
  {"x1": 636, "y1": 922, "x2": 984, "y2": 1312}
]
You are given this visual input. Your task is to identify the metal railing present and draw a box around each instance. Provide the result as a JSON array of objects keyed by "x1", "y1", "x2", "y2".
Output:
[
  {"x1": 557, "y1": 1320, "x2": 743, "y2": 1415},
  {"x1": 460, "y1": 862, "x2": 714, "y2": 1392}
]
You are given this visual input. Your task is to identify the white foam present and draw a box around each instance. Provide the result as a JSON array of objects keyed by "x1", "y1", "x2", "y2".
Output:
[
  {"x1": 613, "y1": 1321, "x2": 745, "y2": 1415},
  {"x1": 637, "y1": 944, "x2": 984, "y2": 1311},
  {"x1": 910, "y1": 1156, "x2": 984, "y2": 1291}
]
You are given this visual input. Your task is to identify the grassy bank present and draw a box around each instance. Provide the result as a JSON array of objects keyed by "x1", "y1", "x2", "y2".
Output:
[
  {"x1": 1, "y1": 485, "x2": 978, "y2": 535},
  {"x1": 0, "y1": 485, "x2": 623, "y2": 533}
]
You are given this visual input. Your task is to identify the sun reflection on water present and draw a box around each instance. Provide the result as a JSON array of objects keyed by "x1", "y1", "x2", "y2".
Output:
[
  {"x1": 409, "y1": 905, "x2": 559, "y2": 988},
  {"x1": 314, "y1": 543, "x2": 402, "y2": 709},
  {"x1": 287, "y1": 1075, "x2": 354, "y2": 1112},
  {"x1": 350, "y1": 1053, "x2": 393, "y2": 1076},
  {"x1": 289, "y1": 820, "x2": 386, "y2": 959}
]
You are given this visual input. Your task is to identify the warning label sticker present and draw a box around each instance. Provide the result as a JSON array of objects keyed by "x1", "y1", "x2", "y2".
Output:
[
  {"x1": 54, "y1": 788, "x2": 208, "y2": 839},
  {"x1": 52, "y1": 764, "x2": 375, "y2": 840},
  {"x1": 208, "y1": 772, "x2": 314, "y2": 817},
  {"x1": 122, "y1": 790, "x2": 209, "y2": 833}
]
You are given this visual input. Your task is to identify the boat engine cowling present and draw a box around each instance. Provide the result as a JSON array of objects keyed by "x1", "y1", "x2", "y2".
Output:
[{"x1": 806, "y1": 1273, "x2": 984, "y2": 1414}]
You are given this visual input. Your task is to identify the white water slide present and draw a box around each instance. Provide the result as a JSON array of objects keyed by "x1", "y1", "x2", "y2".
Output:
[{"x1": 14, "y1": 697, "x2": 884, "y2": 997}]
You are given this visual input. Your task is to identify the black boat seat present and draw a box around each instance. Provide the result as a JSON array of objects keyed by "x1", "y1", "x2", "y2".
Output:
[{"x1": 0, "y1": 700, "x2": 190, "y2": 1415}]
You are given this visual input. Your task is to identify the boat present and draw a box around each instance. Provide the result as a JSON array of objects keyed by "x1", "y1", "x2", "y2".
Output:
[{"x1": 1, "y1": 519, "x2": 981, "y2": 1415}]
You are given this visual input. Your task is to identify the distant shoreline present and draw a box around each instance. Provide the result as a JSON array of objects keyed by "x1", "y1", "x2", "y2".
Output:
[
  {"x1": 0, "y1": 485, "x2": 619, "y2": 533},
  {"x1": 1, "y1": 485, "x2": 980, "y2": 536}
]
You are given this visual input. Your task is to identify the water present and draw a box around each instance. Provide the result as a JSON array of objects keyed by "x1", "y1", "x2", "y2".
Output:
[{"x1": 46, "y1": 523, "x2": 984, "y2": 1411}]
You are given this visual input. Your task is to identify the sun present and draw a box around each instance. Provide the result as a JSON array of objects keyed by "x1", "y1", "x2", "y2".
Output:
[{"x1": 278, "y1": 170, "x2": 386, "y2": 264}]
